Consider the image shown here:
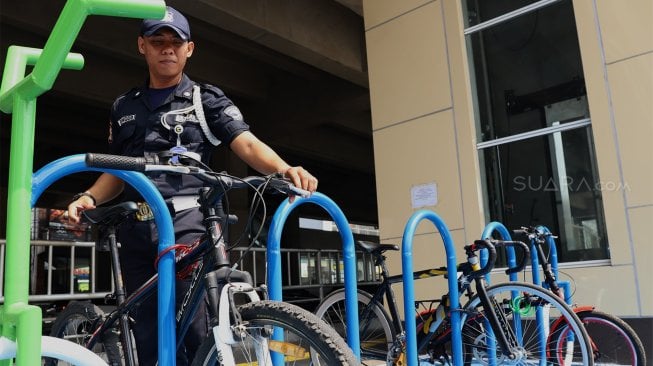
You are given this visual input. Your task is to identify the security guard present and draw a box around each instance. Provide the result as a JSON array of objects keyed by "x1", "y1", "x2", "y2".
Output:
[{"x1": 68, "y1": 6, "x2": 318, "y2": 365}]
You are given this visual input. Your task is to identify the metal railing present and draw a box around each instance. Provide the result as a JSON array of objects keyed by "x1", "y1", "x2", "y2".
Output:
[
  {"x1": 0, "y1": 240, "x2": 113, "y2": 303},
  {"x1": 0, "y1": 239, "x2": 380, "y2": 305}
]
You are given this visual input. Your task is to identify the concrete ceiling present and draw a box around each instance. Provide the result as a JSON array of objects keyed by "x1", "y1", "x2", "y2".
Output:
[{"x1": 0, "y1": 0, "x2": 376, "y2": 225}]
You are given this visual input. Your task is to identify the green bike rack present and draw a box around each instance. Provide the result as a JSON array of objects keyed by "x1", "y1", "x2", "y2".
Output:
[{"x1": 0, "y1": 1, "x2": 165, "y2": 364}]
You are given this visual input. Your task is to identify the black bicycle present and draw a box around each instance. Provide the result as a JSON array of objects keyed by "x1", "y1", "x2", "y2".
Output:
[
  {"x1": 512, "y1": 226, "x2": 646, "y2": 366},
  {"x1": 47, "y1": 152, "x2": 359, "y2": 366},
  {"x1": 315, "y1": 239, "x2": 595, "y2": 365}
]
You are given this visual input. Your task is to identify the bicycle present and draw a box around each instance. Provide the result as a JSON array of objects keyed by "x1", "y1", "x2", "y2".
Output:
[
  {"x1": 512, "y1": 226, "x2": 646, "y2": 366},
  {"x1": 314, "y1": 238, "x2": 595, "y2": 365},
  {"x1": 47, "y1": 152, "x2": 359, "y2": 366}
]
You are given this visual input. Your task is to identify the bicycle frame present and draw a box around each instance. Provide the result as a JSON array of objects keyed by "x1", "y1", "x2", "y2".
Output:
[
  {"x1": 359, "y1": 252, "x2": 449, "y2": 359},
  {"x1": 353, "y1": 255, "x2": 472, "y2": 361},
  {"x1": 81, "y1": 233, "x2": 217, "y2": 362},
  {"x1": 77, "y1": 172, "x2": 265, "y2": 364}
]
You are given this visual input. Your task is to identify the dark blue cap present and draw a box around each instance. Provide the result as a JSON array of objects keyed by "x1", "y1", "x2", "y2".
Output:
[{"x1": 140, "y1": 6, "x2": 191, "y2": 41}]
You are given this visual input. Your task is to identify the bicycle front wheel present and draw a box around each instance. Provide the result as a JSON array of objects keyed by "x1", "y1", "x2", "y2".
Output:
[
  {"x1": 314, "y1": 288, "x2": 395, "y2": 361},
  {"x1": 462, "y1": 282, "x2": 594, "y2": 366},
  {"x1": 191, "y1": 300, "x2": 359, "y2": 365},
  {"x1": 550, "y1": 309, "x2": 646, "y2": 366}
]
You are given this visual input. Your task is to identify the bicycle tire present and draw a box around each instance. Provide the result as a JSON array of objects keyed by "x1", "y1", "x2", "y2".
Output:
[
  {"x1": 0, "y1": 335, "x2": 111, "y2": 365},
  {"x1": 549, "y1": 309, "x2": 646, "y2": 366},
  {"x1": 191, "y1": 300, "x2": 359, "y2": 365},
  {"x1": 461, "y1": 282, "x2": 594, "y2": 366},
  {"x1": 46, "y1": 301, "x2": 123, "y2": 366},
  {"x1": 314, "y1": 288, "x2": 395, "y2": 361}
]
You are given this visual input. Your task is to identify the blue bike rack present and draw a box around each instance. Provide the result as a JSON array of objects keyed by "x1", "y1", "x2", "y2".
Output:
[
  {"x1": 402, "y1": 210, "x2": 462, "y2": 366},
  {"x1": 267, "y1": 192, "x2": 360, "y2": 362},
  {"x1": 32, "y1": 154, "x2": 177, "y2": 366}
]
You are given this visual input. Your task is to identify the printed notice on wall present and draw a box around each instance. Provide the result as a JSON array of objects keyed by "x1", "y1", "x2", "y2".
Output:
[{"x1": 411, "y1": 182, "x2": 437, "y2": 208}]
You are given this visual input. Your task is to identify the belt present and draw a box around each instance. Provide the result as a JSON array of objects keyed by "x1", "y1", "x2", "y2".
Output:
[{"x1": 135, "y1": 195, "x2": 201, "y2": 221}]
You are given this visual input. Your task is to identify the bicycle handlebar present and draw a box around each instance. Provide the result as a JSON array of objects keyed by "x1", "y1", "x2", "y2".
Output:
[
  {"x1": 512, "y1": 226, "x2": 557, "y2": 240},
  {"x1": 466, "y1": 239, "x2": 530, "y2": 277},
  {"x1": 85, "y1": 153, "x2": 311, "y2": 198},
  {"x1": 490, "y1": 240, "x2": 530, "y2": 274}
]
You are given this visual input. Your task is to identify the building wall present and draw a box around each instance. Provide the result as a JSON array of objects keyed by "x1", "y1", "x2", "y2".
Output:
[
  {"x1": 572, "y1": 0, "x2": 653, "y2": 316},
  {"x1": 364, "y1": 0, "x2": 652, "y2": 318}
]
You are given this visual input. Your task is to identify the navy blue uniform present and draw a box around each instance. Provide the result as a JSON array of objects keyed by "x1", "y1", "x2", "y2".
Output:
[{"x1": 109, "y1": 74, "x2": 249, "y2": 365}]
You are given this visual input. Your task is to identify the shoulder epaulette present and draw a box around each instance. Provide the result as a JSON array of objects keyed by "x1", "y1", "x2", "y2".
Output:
[{"x1": 196, "y1": 82, "x2": 225, "y2": 98}]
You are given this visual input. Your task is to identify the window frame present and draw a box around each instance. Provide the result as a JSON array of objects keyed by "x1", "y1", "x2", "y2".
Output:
[{"x1": 463, "y1": 0, "x2": 611, "y2": 265}]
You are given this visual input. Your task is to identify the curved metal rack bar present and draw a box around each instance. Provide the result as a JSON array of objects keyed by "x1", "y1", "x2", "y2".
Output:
[{"x1": 267, "y1": 192, "x2": 360, "y2": 361}]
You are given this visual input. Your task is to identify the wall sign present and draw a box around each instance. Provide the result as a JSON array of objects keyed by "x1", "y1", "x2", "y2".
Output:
[{"x1": 411, "y1": 182, "x2": 438, "y2": 209}]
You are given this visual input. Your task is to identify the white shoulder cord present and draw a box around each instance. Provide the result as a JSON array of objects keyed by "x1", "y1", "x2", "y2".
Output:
[{"x1": 193, "y1": 85, "x2": 222, "y2": 146}]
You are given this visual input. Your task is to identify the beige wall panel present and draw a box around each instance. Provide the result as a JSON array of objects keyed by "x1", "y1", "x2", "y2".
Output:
[
  {"x1": 384, "y1": 230, "x2": 467, "y2": 318},
  {"x1": 366, "y1": 1, "x2": 452, "y2": 130},
  {"x1": 629, "y1": 205, "x2": 653, "y2": 316},
  {"x1": 595, "y1": 0, "x2": 653, "y2": 63},
  {"x1": 519, "y1": 265, "x2": 639, "y2": 316},
  {"x1": 607, "y1": 53, "x2": 653, "y2": 207},
  {"x1": 374, "y1": 111, "x2": 463, "y2": 239},
  {"x1": 443, "y1": 0, "x2": 486, "y2": 236},
  {"x1": 573, "y1": 0, "x2": 631, "y2": 259},
  {"x1": 363, "y1": 0, "x2": 433, "y2": 30}
]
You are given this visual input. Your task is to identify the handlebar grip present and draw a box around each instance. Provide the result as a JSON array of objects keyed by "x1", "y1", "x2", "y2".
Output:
[
  {"x1": 289, "y1": 186, "x2": 312, "y2": 198},
  {"x1": 86, "y1": 153, "x2": 156, "y2": 172},
  {"x1": 468, "y1": 240, "x2": 497, "y2": 278},
  {"x1": 493, "y1": 240, "x2": 530, "y2": 275}
]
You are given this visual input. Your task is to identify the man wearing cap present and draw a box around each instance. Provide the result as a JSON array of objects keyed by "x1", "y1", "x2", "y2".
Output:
[{"x1": 67, "y1": 6, "x2": 318, "y2": 365}]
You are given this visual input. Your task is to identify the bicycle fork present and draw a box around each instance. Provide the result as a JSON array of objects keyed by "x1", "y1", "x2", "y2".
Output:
[
  {"x1": 205, "y1": 268, "x2": 272, "y2": 366},
  {"x1": 474, "y1": 279, "x2": 522, "y2": 361}
]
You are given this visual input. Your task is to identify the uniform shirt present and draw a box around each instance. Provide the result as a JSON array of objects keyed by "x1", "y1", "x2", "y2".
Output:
[{"x1": 109, "y1": 74, "x2": 249, "y2": 199}]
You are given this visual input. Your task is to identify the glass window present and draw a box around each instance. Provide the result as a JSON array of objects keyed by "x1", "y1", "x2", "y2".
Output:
[{"x1": 464, "y1": 0, "x2": 609, "y2": 262}]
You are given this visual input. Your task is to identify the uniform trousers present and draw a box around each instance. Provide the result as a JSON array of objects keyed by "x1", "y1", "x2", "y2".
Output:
[{"x1": 118, "y1": 206, "x2": 209, "y2": 366}]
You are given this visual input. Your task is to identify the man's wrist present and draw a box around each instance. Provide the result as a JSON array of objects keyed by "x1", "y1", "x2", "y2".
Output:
[{"x1": 72, "y1": 191, "x2": 97, "y2": 205}]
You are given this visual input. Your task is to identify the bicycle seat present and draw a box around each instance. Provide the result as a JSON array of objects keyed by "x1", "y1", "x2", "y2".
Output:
[
  {"x1": 83, "y1": 201, "x2": 138, "y2": 226},
  {"x1": 356, "y1": 240, "x2": 399, "y2": 255}
]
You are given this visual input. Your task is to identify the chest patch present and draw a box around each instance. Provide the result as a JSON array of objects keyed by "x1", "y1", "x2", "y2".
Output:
[
  {"x1": 174, "y1": 113, "x2": 199, "y2": 123},
  {"x1": 118, "y1": 114, "x2": 136, "y2": 126}
]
